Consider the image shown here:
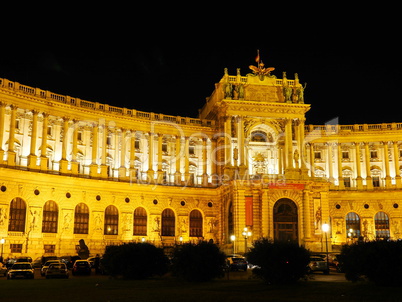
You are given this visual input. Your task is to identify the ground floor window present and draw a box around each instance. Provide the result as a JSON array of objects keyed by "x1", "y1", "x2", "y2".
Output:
[
  {"x1": 374, "y1": 211, "x2": 390, "y2": 239},
  {"x1": 346, "y1": 212, "x2": 361, "y2": 238},
  {"x1": 161, "y1": 208, "x2": 175, "y2": 236}
]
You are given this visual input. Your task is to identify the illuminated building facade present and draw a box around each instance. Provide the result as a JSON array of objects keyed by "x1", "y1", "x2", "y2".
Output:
[{"x1": 0, "y1": 59, "x2": 401, "y2": 259}]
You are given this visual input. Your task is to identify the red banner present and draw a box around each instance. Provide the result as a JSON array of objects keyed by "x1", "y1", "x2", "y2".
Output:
[{"x1": 245, "y1": 196, "x2": 253, "y2": 226}]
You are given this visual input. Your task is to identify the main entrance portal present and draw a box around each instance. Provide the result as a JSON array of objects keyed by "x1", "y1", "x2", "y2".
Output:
[{"x1": 273, "y1": 198, "x2": 298, "y2": 243}]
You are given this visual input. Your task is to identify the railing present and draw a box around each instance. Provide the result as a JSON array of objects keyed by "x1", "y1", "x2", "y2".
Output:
[
  {"x1": 305, "y1": 122, "x2": 402, "y2": 134},
  {"x1": 226, "y1": 75, "x2": 295, "y2": 86},
  {"x1": 0, "y1": 78, "x2": 215, "y2": 127}
]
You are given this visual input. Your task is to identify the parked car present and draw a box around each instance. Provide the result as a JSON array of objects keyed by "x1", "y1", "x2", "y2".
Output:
[
  {"x1": 15, "y1": 256, "x2": 32, "y2": 263},
  {"x1": 40, "y1": 256, "x2": 58, "y2": 267},
  {"x1": 7, "y1": 262, "x2": 34, "y2": 279},
  {"x1": 41, "y1": 260, "x2": 61, "y2": 276},
  {"x1": 0, "y1": 262, "x2": 7, "y2": 276},
  {"x1": 45, "y1": 263, "x2": 69, "y2": 279},
  {"x1": 226, "y1": 255, "x2": 248, "y2": 271},
  {"x1": 307, "y1": 256, "x2": 329, "y2": 274},
  {"x1": 59, "y1": 255, "x2": 81, "y2": 269},
  {"x1": 72, "y1": 260, "x2": 91, "y2": 275},
  {"x1": 32, "y1": 257, "x2": 42, "y2": 269}
]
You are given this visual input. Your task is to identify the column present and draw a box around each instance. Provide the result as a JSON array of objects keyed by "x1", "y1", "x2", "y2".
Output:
[
  {"x1": 129, "y1": 131, "x2": 137, "y2": 182},
  {"x1": 210, "y1": 137, "x2": 218, "y2": 186},
  {"x1": 303, "y1": 190, "x2": 311, "y2": 239},
  {"x1": 7, "y1": 105, "x2": 17, "y2": 166},
  {"x1": 393, "y1": 141, "x2": 401, "y2": 188},
  {"x1": 118, "y1": 129, "x2": 127, "y2": 179},
  {"x1": 156, "y1": 133, "x2": 164, "y2": 184},
  {"x1": 237, "y1": 116, "x2": 247, "y2": 177},
  {"x1": 0, "y1": 102, "x2": 5, "y2": 161},
  {"x1": 285, "y1": 118, "x2": 293, "y2": 170},
  {"x1": 174, "y1": 135, "x2": 182, "y2": 185},
  {"x1": 355, "y1": 142, "x2": 363, "y2": 189},
  {"x1": 364, "y1": 142, "x2": 372, "y2": 190},
  {"x1": 383, "y1": 142, "x2": 392, "y2": 188},
  {"x1": 309, "y1": 143, "x2": 315, "y2": 177},
  {"x1": 70, "y1": 120, "x2": 79, "y2": 174},
  {"x1": 336, "y1": 143, "x2": 344, "y2": 189},
  {"x1": 90, "y1": 123, "x2": 99, "y2": 177},
  {"x1": 184, "y1": 136, "x2": 190, "y2": 184},
  {"x1": 28, "y1": 110, "x2": 39, "y2": 169},
  {"x1": 59, "y1": 117, "x2": 70, "y2": 173},
  {"x1": 223, "y1": 116, "x2": 233, "y2": 180},
  {"x1": 299, "y1": 119, "x2": 308, "y2": 171},
  {"x1": 202, "y1": 138, "x2": 208, "y2": 186},
  {"x1": 100, "y1": 123, "x2": 108, "y2": 178},
  {"x1": 39, "y1": 113, "x2": 48, "y2": 170},
  {"x1": 327, "y1": 143, "x2": 334, "y2": 183},
  {"x1": 146, "y1": 132, "x2": 154, "y2": 183}
]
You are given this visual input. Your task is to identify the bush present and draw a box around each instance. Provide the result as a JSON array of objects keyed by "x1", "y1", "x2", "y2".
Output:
[
  {"x1": 246, "y1": 238, "x2": 310, "y2": 284},
  {"x1": 101, "y1": 242, "x2": 169, "y2": 279},
  {"x1": 171, "y1": 241, "x2": 226, "y2": 282},
  {"x1": 341, "y1": 240, "x2": 402, "y2": 286}
]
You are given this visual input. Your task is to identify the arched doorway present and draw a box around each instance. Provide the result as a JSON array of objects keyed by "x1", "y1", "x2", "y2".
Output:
[{"x1": 273, "y1": 198, "x2": 298, "y2": 243}]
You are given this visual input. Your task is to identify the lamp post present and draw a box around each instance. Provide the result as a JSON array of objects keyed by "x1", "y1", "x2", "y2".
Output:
[
  {"x1": 242, "y1": 227, "x2": 252, "y2": 253},
  {"x1": 321, "y1": 223, "x2": 330, "y2": 274},
  {"x1": 230, "y1": 235, "x2": 236, "y2": 254},
  {"x1": 0, "y1": 238, "x2": 4, "y2": 262}
]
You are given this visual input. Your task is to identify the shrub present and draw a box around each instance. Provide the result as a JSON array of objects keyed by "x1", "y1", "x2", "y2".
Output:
[
  {"x1": 101, "y1": 242, "x2": 169, "y2": 279},
  {"x1": 246, "y1": 238, "x2": 310, "y2": 284},
  {"x1": 341, "y1": 240, "x2": 402, "y2": 286},
  {"x1": 171, "y1": 241, "x2": 226, "y2": 282}
]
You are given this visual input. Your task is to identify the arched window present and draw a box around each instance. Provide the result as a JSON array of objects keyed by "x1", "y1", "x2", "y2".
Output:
[
  {"x1": 133, "y1": 207, "x2": 147, "y2": 236},
  {"x1": 251, "y1": 131, "x2": 268, "y2": 142},
  {"x1": 374, "y1": 212, "x2": 390, "y2": 239},
  {"x1": 273, "y1": 198, "x2": 298, "y2": 243},
  {"x1": 161, "y1": 208, "x2": 175, "y2": 236},
  {"x1": 189, "y1": 209, "x2": 203, "y2": 237},
  {"x1": 8, "y1": 197, "x2": 26, "y2": 232},
  {"x1": 42, "y1": 200, "x2": 58, "y2": 233},
  {"x1": 104, "y1": 205, "x2": 119, "y2": 235},
  {"x1": 346, "y1": 212, "x2": 360, "y2": 238},
  {"x1": 74, "y1": 203, "x2": 89, "y2": 234}
]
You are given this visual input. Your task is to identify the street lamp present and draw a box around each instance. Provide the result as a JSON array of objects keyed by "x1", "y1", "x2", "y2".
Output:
[
  {"x1": 0, "y1": 238, "x2": 4, "y2": 262},
  {"x1": 242, "y1": 227, "x2": 252, "y2": 253},
  {"x1": 230, "y1": 235, "x2": 236, "y2": 254},
  {"x1": 322, "y1": 223, "x2": 330, "y2": 274}
]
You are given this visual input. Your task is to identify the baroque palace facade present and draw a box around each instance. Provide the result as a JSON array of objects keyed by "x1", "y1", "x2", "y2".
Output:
[{"x1": 0, "y1": 59, "x2": 401, "y2": 259}]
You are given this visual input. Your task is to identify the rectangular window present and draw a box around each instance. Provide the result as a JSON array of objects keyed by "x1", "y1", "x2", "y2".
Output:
[
  {"x1": 342, "y1": 151, "x2": 349, "y2": 159},
  {"x1": 44, "y1": 244, "x2": 55, "y2": 254},
  {"x1": 370, "y1": 150, "x2": 378, "y2": 159},
  {"x1": 10, "y1": 244, "x2": 22, "y2": 253},
  {"x1": 343, "y1": 177, "x2": 351, "y2": 188},
  {"x1": 373, "y1": 176, "x2": 380, "y2": 187},
  {"x1": 314, "y1": 151, "x2": 321, "y2": 160}
]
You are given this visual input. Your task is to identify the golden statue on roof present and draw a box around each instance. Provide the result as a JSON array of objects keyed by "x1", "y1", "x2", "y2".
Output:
[{"x1": 249, "y1": 50, "x2": 275, "y2": 79}]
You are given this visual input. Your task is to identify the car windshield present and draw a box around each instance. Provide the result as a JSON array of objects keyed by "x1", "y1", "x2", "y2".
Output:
[
  {"x1": 12, "y1": 264, "x2": 31, "y2": 269},
  {"x1": 49, "y1": 264, "x2": 64, "y2": 269},
  {"x1": 45, "y1": 261, "x2": 58, "y2": 266}
]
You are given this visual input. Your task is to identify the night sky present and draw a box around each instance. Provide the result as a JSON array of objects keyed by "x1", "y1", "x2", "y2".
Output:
[{"x1": 1, "y1": 7, "x2": 401, "y2": 126}]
